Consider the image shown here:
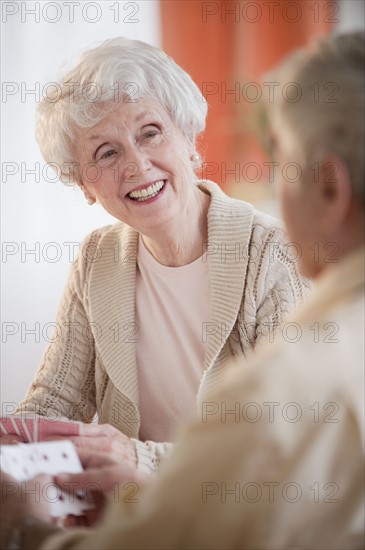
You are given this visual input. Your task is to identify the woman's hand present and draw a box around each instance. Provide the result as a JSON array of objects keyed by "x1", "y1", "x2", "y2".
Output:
[
  {"x1": 44, "y1": 423, "x2": 138, "y2": 469},
  {"x1": 55, "y1": 449, "x2": 147, "y2": 527},
  {"x1": 0, "y1": 471, "x2": 53, "y2": 548},
  {"x1": 0, "y1": 435, "x2": 21, "y2": 445}
]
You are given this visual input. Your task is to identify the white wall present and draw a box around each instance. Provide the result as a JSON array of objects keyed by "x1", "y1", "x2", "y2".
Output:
[
  {"x1": 1, "y1": 0, "x2": 161, "y2": 411},
  {"x1": 337, "y1": 0, "x2": 365, "y2": 33}
]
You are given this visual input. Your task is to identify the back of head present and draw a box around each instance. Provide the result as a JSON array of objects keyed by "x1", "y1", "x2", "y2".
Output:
[{"x1": 265, "y1": 31, "x2": 365, "y2": 203}]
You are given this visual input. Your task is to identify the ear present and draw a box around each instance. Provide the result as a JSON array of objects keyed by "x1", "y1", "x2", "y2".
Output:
[
  {"x1": 317, "y1": 153, "x2": 353, "y2": 235},
  {"x1": 77, "y1": 181, "x2": 96, "y2": 204}
]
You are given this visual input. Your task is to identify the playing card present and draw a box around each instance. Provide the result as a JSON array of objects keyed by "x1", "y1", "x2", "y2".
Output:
[
  {"x1": 0, "y1": 416, "x2": 35, "y2": 442},
  {"x1": 0, "y1": 441, "x2": 94, "y2": 517},
  {"x1": 36, "y1": 418, "x2": 81, "y2": 441},
  {"x1": 0, "y1": 416, "x2": 82, "y2": 443}
]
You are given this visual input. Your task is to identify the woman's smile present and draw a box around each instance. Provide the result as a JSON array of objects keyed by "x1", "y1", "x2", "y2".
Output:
[{"x1": 127, "y1": 179, "x2": 167, "y2": 203}]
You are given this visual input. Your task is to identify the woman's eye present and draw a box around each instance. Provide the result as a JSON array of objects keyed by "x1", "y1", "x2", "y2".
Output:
[
  {"x1": 141, "y1": 125, "x2": 161, "y2": 142},
  {"x1": 96, "y1": 148, "x2": 117, "y2": 162},
  {"x1": 144, "y1": 130, "x2": 159, "y2": 140},
  {"x1": 101, "y1": 149, "x2": 116, "y2": 159}
]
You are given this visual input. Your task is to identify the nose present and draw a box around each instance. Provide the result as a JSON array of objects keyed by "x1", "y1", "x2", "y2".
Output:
[{"x1": 121, "y1": 145, "x2": 152, "y2": 183}]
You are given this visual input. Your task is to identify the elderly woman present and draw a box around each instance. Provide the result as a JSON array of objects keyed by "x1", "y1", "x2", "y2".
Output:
[
  {"x1": 1, "y1": 29, "x2": 363, "y2": 550},
  {"x1": 13, "y1": 37, "x2": 307, "y2": 473}
]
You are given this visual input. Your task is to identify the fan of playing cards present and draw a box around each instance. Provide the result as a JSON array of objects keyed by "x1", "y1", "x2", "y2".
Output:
[
  {"x1": 0, "y1": 416, "x2": 82, "y2": 443},
  {"x1": 0, "y1": 417, "x2": 94, "y2": 517}
]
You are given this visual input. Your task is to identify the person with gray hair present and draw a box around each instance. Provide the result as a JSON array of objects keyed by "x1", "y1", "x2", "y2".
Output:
[
  {"x1": 0, "y1": 30, "x2": 364, "y2": 550},
  {"x1": 8, "y1": 37, "x2": 306, "y2": 472}
]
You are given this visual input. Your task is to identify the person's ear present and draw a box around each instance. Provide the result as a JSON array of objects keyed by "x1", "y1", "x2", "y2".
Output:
[
  {"x1": 78, "y1": 181, "x2": 96, "y2": 206},
  {"x1": 317, "y1": 153, "x2": 352, "y2": 236}
]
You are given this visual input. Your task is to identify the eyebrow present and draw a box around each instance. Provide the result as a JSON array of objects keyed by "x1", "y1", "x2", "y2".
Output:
[
  {"x1": 88, "y1": 110, "x2": 153, "y2": 141},
  {"x1": 135, "y1": 110, "x2": 149, "y2": 122}
]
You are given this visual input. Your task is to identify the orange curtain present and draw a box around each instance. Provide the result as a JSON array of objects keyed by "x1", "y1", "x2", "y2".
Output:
[{"x1": 160, "y1": 0, "x2": 335, "y2": 190}]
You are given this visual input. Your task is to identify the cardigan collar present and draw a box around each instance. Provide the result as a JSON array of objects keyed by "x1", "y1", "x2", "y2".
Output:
[
  {"x1": 197, "y1": 180, "x2": 255, "y2": 371},
  {"x1": 88, "y1": 180, "x2": 255, "y2": 405}
]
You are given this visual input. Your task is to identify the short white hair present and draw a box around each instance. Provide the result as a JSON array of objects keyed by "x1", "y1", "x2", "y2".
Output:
[
  {"x1": 265, "y1": 31, "x2": 364, "y2": 202},
  {"x1": 36, "y1": 37, "x2": 207, "y2": 184}
]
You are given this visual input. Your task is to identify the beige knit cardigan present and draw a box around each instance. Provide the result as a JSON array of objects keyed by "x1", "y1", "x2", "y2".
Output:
[{"x1": 17, "y1": 180, "x2": 309, "y2": 472}]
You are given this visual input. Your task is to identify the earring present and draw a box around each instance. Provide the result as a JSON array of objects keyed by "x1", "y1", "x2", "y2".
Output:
[
  {"x1": 190, "y1": 153, "x2": 201, "y2": 164},
  {"x1": 86, "y1": 197, "x2": 96, "y2": 205}
]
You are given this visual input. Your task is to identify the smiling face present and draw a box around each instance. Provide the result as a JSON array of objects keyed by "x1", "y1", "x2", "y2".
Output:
[{"x1": 75, "y1": 99, "x2": 197, "y2": 235}]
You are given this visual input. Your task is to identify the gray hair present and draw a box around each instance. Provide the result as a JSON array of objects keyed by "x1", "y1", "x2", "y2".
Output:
[
  {"x1": 265, "y1": 31, "x2": 364, "y2": 202},
  {"x1": 36, "y1": 37, "x2": 207, "y2": 184}
]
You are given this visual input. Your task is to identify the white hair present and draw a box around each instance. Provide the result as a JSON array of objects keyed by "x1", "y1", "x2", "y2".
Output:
[
  {"x1": 264, "y1": 31, "x2": 365, "y2": 202},
  {"x1": 36, "y1": 37, "x2": 208, "y2": 184}
]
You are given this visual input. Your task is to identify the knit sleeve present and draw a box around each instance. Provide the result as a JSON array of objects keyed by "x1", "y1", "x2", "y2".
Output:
[
  {"x1": 234, "y1": 221, "x2": 311, "y2": 356},
  {"x1": 133, "y1": 438, "x2": 174, "y2": 474},
  {"x1": 15, "y1": 231, "x2": 102, "y2": 422}
]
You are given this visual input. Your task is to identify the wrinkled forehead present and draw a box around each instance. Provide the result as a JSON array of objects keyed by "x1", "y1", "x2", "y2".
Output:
[{"x1": 73, "y1": 98, "x2": 175, "y2": 141}]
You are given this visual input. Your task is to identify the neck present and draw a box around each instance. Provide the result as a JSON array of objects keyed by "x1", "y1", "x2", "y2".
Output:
[
  {"x1": 312, "y1": 210, "x2": 364, "y2": 279},
  {"x1": 141, "y1": 187, "x2": 210, "y2": 267}
]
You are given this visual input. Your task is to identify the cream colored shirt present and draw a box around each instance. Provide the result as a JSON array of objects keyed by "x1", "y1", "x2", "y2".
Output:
[
  {"x1": 136, "y1": 236, "x2": 210, "y2": 442},
  {"x1": 33, "y1": 247, "x2": 364, "y2": 550}
]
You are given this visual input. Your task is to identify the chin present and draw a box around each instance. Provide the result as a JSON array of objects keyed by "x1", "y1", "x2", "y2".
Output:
[
  {"x1": 139, "y1": 211, "x2": 178, "y2": 233},
  {"x1": 299, "y1": 260, "x2": 322, "y2": 281}
]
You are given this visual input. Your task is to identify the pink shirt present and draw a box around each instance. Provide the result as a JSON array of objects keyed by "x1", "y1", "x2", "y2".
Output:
[{"x1": 135, "y1": 236, "x2": 210, "y2": 442}]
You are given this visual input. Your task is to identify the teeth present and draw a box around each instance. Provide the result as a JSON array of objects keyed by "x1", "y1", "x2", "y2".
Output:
[{"x1": 128, "y1": 180, "x2": 165, "y2": 201}]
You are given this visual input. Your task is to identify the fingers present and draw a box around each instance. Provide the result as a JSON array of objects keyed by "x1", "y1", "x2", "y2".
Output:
[
  {"x1": 41, "y1": 435, "x2": 67, "y2": 442},
  {"x1": 1, "y1": 472, "x2": 54, "y2": 522},
  {"x1": 42, "y1": 435, "x2": 113, "y2": 455},
  {"x1": 63, "y1": 514, "x2": 89, "y2": 527},
  {"x1": 80, "y1": 423, "x2": 124, "y2": 439},
  {"x1": 0, "y1": 470, "x2": 17, "y2": 484},
  {"x1": 0, "y1": 435, "x2": 21, "y2": 445},
  {"x1": 56, "y1": 467, "x2": 119, "y2": 494},
  {"x1": 77, "y1": 423, "x2": 106, "y2": 437},
  {"x1": 56, "y1": 465, "x2": 143, "y2": 495},
  {"x1": 71, "y1": 436, "x2": 111, "y2": 451},
  {"x1": 4, "y1": 423, "x2": 137, "y2": 469},
  {"x1": 56, "y1": 470, "x2": 98, "y2": 491},
  {"x1": 21, "y1": 473, "x2": 54, "y2": 501},
  {"x1": 39, "y1": 436, "x2": 129, "y2": 469},
  {"x1": 75, "y1": 436, "x2": 137, "y2": 469},
  {"x1": 77, "y1": 449, "x2": 119, "y2": 469}
]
